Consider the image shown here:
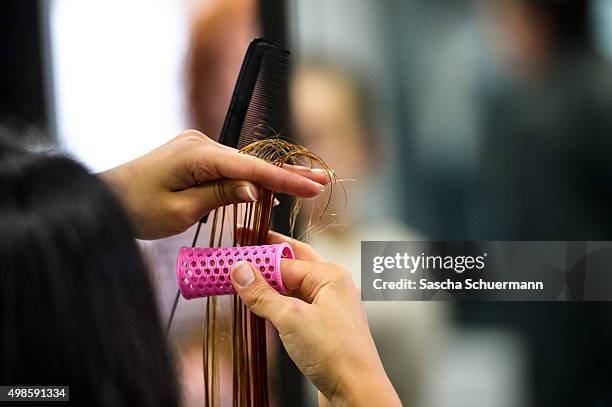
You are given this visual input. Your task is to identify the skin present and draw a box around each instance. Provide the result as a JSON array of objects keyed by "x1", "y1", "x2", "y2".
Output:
[
  {"x1": 231, "y1": 231, "x2": 402, "y2": 407},
  {"x1": 102, "y1": 131, "x2": 400, "y2": 404},
  {"x1": 101, "y1": 130, "x2": 329, "y2": 239}
]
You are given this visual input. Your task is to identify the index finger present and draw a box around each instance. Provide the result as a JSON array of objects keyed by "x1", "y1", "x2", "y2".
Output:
[
  {"x1": 233, "y1": 228, "x2": 326, "y2": 263},
  {"x1": 281, "y1": 164, "x2": 331, "y2": 186},
  {"x1": 280, "y1": 259, "x2": 332, "y2": 303},
  {"x1": 267, "y1": 231, "x2": 326, "y2": 262},
  {"x1": 210, "y1": 149, "x2": 324, "y2": 198},
  {"x1": 206, "y1": 137, "x2": 331, "y2": 186}
]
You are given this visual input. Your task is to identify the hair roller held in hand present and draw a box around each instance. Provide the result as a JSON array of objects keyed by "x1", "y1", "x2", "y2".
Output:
[{"x1": 176, "y1": 243, "x2": 294, "y2": 299}]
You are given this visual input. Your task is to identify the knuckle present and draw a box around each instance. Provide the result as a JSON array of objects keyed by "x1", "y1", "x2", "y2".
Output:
[
  {"x1": 248, "y1": 159, "x2": 265, "y2": 179},
  {"x1": 324, "y1": 262, "x2": 355, "y2": 287},
  {"x1": 212, "y1": 181, "x2": 232, "y2": 207},
  {"x1": 247, "y1": 157, "x2": 281, "y2": 187},
  {"x1": 276, "y1": 300, "x2": 305, "y2": 328},
  {"x1": 273, "y1": 172, "x2": 291, "y2": 191},
  {"x1": 325, "y1": 262, "x2": 347, "y2": 278},
  {"x1": 169, "y1": 198, "x2": 198, "y2": 227},
  {"x1": 247, "y1": 285, "x2": 270, "y2": 313},
  {"x1": 184, "y1": 204, "x2": 202, "y2": 225},
  {"x1": 191, "y1": 148, "x2": 216, "y2": 181},
  {"x1": 179, "y1": 129, "x2": 207, "y2": 142}
]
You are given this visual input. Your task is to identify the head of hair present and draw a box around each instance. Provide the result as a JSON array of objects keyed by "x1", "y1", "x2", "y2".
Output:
[
  {"x1": 187, "y1": 0, "x2": 257, "y2": 138},
  {"x1": 518, "y1": 0, "x2": 593, "y2": 50},
  {"x1": 0, "y1": 136, "x2": 179, "y2": 406},
  {"x1": 291, "y1": 61, "x2": 380, "y2": 165}
]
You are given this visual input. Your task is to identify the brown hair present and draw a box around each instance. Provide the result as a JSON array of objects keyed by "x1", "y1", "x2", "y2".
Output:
[
  {"x1": 186, "y1": 0, "x2": 259, "y2": 139},
  {"x1": 201, "y1": 139, "x2": 335, "y2": 406}
]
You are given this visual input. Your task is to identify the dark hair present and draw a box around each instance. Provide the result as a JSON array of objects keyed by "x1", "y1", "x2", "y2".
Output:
[
  {"x1": 0, "y1": 142, "x2": 179, "y2": 405},
  {"x1": 521, "y1": 0, "x2": 593, "y2": 49}
]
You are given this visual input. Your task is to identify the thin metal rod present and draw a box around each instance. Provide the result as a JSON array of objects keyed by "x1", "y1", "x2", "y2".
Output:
[
  {"x1": 165, "y1": 289, "x2": 181, "y2": 339},
  {"x1": 164, "y1": 220, "x2": 204, "y2": 339}
]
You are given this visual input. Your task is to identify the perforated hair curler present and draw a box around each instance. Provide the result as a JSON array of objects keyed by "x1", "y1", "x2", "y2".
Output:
[{"x1": 176, "y1": 243, "x2": 294, "y2": 299}]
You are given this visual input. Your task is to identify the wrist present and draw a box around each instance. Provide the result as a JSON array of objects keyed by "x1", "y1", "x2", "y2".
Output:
[
  {"x1": 99, "y1": 165, "x2": 128, "y2": 196},
  {"x1": 99, "y1": 165, "x2": 142, "y2": 236},
  {"x1": 100, "y1": 166, "x2": 132, "y2": 210},
  {"x1": 331, "y1": 361, "x2": 401, "y2": 406}
]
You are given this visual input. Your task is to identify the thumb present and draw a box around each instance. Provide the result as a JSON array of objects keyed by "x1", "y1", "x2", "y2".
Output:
[
  {"x1": 182, "y1": 179, "x2": 258, "y2": 216},
  {"x1": 231, "y1": 260, "x2": 290, "y2": 325}
]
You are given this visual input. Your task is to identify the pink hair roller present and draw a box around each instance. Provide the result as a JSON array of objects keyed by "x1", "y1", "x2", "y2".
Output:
[{"x1": 176, "y1": 243, "x2": 294, "y2": 299}]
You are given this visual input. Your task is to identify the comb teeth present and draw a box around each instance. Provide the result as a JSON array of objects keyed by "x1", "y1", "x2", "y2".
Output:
[
  {"x1": 217, "y1": 39, "x2": 290, "y2": 150},
  {"x1": 237, "y1": 48, "x2": 290, "y2": 149}
]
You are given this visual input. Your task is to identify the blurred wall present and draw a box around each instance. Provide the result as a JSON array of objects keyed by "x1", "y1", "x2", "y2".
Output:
[
  {"x1": 50, "y1": 0, "x2": 202, "y2": 172},
  {"x1": 289, "y1": 0, "x2": 403, "y2": 222}
]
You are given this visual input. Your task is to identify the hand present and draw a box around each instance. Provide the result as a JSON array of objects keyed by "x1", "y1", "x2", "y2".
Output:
[
  {"x1": 100, "y1": 130, "x2": 329, "y2": 239},
  {"x1": 230, "y1": 231, "x2": 401, "y2": 407}
]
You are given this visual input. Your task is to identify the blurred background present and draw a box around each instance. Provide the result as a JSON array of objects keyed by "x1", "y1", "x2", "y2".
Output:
[{"x1": 3, "y1": 0, "x2": 612, "y2": 406}]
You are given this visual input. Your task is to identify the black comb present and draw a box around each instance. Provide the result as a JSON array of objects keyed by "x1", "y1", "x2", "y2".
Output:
[
  {"x1": 166, "y1": 38, "x2": 289, "y2": 337},
  {"x1": 218, "y1": 38, "x2": 290, "y2": 149},
  {"x1": 165, "y1": 38, "x2": 291, "y2": 338},
  {"x1": 199, "y1": 38, "x2": 289, "y2": 225}
]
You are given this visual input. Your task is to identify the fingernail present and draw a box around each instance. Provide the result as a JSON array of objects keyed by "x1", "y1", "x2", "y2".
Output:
[
  {"x1": 235, "y1": 185, "x2": 258, "y2": 202},
  {"x1": 311, "y1": 168, "x2": 327, "y2": 174},
  {"x1": 232, "y1": 261, "x2": 255, "y2": 287}
]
